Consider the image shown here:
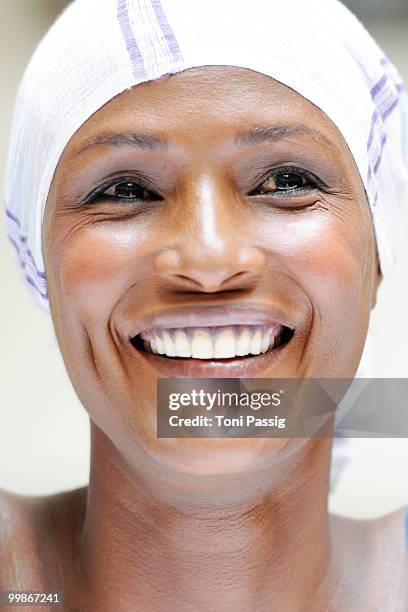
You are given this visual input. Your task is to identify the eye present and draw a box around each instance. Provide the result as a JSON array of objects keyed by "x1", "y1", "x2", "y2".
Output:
[
  {"x1": 87, "y1": 178, "x2": 163, "y2": 204},
  {"x1": 249, "y1": 168, "x2": 326, "y2": 197}
]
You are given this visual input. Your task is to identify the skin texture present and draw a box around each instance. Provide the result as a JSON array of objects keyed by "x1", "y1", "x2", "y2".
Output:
[{"x1": 1, "y1": 66, "x2": 407, "y2": 611}]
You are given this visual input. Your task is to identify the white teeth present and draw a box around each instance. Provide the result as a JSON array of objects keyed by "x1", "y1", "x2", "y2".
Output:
[
  {"x1": 214, "y1": 328, "x2": 236, "y2": 358},
  {"x1": 155, "y1": 334, "x2": 166, "y2": 354},
  {"x1": 139, "y1": 324, "x2": 282, "y2": 359},
  {"x1": 236, "y1": 327, "x2": 251, "y2": 356},
  {"x1": 162, "y1": 330, "x2": 176, "y2": 357},
  {"x1": 192, "y1": 329, "x2": 214, "y2": 359},
  {"x1": 174, "y1": 329, "x2": 192, "y2": 357},
  {"x1": 249, "y1": 328, "x2": 262, "y2": 355},
  {"x1": 145, "y1": 339, "x2": 158, "y2": 354},
  {"x1": 261, "y1": 330, "x2": 272, "y2": 353}
]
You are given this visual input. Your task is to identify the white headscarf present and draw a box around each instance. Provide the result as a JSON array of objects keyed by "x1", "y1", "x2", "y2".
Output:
[{"x1": 4, "y1": 0, "x2": 408, "y2": 319}]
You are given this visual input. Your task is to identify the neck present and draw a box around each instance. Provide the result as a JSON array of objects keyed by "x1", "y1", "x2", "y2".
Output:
[{"x1": 74, "y1": 426, "x2": 335, "y2": 611}]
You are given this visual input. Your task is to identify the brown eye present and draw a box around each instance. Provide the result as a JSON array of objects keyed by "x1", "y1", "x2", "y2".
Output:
[
  {"x1": 260, "y1": 171, "x2": 309, "y2": 193},
  {"x1": 103, "y1": 181, "x2": 158, "y2": 201},
  {"x1": 248, "y1": 167, "x2": 325, "y2": 199}
]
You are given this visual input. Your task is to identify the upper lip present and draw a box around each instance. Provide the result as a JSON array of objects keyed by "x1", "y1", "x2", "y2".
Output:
[{"x1": 128, "y1": 302, "x2": 296, "y2": 337}]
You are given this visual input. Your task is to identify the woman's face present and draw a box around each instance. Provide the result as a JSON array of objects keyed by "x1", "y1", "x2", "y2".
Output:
[{"x1": 43, "y1": 66, "x2": 378, "y2": 476}]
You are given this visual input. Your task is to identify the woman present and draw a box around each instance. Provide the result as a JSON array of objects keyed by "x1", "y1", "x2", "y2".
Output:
[{"x1": 2, "y1": 0, "x2": 408, "y2": 610}]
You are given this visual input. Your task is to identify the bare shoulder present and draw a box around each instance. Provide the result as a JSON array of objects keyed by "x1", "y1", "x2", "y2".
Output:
[
  {"x1": 331, "y1": 506, "x2": 407, "y2": 555},
  {"x1": 0, "y1": 487, "x2": 87, "y2": 591},
  {"x1": 331, "y1": 506, "x2": 407, "y2": 543},
  {"x1": 330, "y1": 507, "x2": 408, "y2": 609}
]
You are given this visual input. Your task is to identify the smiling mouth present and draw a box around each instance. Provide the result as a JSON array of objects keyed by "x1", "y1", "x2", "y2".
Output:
[{"x1": 130, "y1": 324, "x2": 294, "y2": 361}]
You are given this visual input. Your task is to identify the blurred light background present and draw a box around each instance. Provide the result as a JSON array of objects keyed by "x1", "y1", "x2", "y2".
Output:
[{"x1": 0, "y1": 0, "x2": 407, "y2": 518}]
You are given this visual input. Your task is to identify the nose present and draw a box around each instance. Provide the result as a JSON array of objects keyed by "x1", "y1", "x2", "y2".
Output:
[{"x1": 154, "y1": 176, "x2": 266, "y2": 293}]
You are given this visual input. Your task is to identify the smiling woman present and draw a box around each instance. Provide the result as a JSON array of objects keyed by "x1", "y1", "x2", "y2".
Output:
[
  {"x1": 45, "y1": 69, "x2": 372, "y2": 389},
  {"x1": 2, "y1": 0, "x2": 408, "y2": 610}
]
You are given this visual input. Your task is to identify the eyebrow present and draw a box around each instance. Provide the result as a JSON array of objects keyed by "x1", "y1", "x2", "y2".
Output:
[
  {"x1": 70, "y1": 131, "x2": 168, "y2": 159},
  {"x1": 234, "y1": 125, "x2": 332, "y2": 147},
  {"x1": 69, "y1": 124, "x2": 331, "y2": 160}
]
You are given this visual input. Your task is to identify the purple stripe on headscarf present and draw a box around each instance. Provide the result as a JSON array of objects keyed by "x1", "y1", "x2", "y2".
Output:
[
  {"x1": 374, "y1": 85, "x2": 400, "y2": 111},
  {"x1": 381, "y1": 97, "x2": 400, "y2": 122},
  {"x1": 7, "y1": 209, "x2": 47, "y2": 281},
  {"x1": 6, "y1": 207, "x2": 21, "y2": 227},
  {"x1": 367, "y1": 130, "x2": 389, "y2": 196},
  {"x1": 370, "y1": 74, "x2": 405, "y2": 101},
  {"x1": 366, "y1": 105, "x2": 395, "y2": 207},
  {"x1": 371, "y1": 74, "x2": 387, "y2": 98},
  {"x1": 151, "y1": 0, "x2": 183, "y2": 65},
  {"x1": 373, "y1": 133, "x2": 388, "y2": 174},
  {"x1": 117, "y1": 0, "x2": 146, "y2": 79},
  {"x1": 26, "y1": 275, "x2": 49, "y2": 300},
  {"x1": 367, "y1": 110, "x2": 380, "y2": 151},
  {"x1": 8, "y1": 234, "x2": 48, "y2": 287},
  {"x1": 8, "y1": 235, "x2": 45, "y2": 280},
  {"x1": 367, "y1": 92, "x2": 399, "y2": 150},
  {"x1": 367, "y1": 131, "x2": 389, "y2": 209},
  {"x1": 365, "y1": 57, "x2": 405, "y2": 208},
  {"x1": 8, "y1": 236, "x2": 48, "y2": 299},
  {"x1": 379, "y1": 56, "x2": 406, "y2": 92}
]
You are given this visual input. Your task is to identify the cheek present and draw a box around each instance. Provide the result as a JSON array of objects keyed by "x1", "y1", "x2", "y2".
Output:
[
  {"x1": 286, "y1": 214, "x2": 364, "y2": 288},
  {"x1": 258, "y1": 207, "x2": 373, "y2": 330},
  {"x1": 52, "y1": 220, "x2": 151, "y2": 317}
]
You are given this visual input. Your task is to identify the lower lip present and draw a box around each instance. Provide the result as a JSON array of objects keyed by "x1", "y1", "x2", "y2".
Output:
[{"x1": 132, "y1": 345, "x2": 289, "y2": 378}]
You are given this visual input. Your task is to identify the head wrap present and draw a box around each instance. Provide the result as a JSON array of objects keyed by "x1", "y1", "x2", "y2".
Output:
[{"x1": 5, "y1": 0, "x2": 408, "y2": 312}]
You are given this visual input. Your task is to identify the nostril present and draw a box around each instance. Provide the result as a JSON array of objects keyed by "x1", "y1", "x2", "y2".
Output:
[
  {"x1": 171, "y1": 274, "x2": 206, "y2": 290},
  {"x1": 168, "y1": 270, "x2": 260, "y2": 293},
  {"x1": 154, "y1": 245, "x2": 265, "y2": 293},
  {"x1": 223, "y1": 270, "x2": 260, "y2": 290}
]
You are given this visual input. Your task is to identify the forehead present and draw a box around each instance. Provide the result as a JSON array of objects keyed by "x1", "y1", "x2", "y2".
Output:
[{"x1": 63, "y1": 66, "x2": 349, "y2": 157}]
